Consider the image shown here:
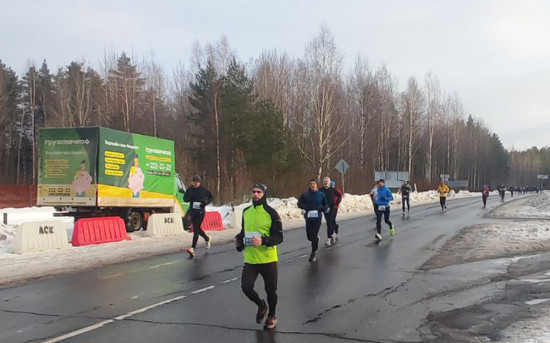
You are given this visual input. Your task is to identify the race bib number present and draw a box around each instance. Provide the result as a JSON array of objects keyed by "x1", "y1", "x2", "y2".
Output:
[
  {"x1": 403, "y1": 195, "x2": 409, "y2": 199},
  {"x1": 192, "y1": 202, "x2": 202, "y2": 210},
  {"x1": 307, "y1": 210, "x2": 319, "y2": 219},
  {"x1": 244, "y1": 232, "x2": 261, "y2": 246},
  {"x1": 378, "y1": 205, "x2": 386, "y2": 211}
]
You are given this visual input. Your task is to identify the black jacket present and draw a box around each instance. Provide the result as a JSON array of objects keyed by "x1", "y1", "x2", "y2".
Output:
[
  {"x1": 235, "y1": 196, "x2": 283, "y2": 250},
  {"x1": 319, "y1": 186, "x2": 338, "y2": 209},
  {"x1": 183, "y1": 185, "x2": 213, "y2": 213}
]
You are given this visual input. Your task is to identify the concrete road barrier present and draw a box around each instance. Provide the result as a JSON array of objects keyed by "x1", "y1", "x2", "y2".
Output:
[
  {"x1": 144, "y1": 213, "x2": 184, "y2": 237},
  {"x1": 13, "y1": 220, "x2": 69, "y2": 254}
]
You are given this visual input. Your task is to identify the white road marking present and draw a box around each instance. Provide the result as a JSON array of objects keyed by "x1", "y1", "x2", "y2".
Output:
[
  {"x1": 298, "y1": 254, "x2": 308, "y2": 259},
  {"x1": 114, "y1": 296, "x2": 186, "y2": 320},
  {"x1": 525, "y1": 298, "x2": 550, "y2": 306},
  {"x1": 221, "y1": 277, "x2": 239, "y2": 284},
  {"x1": 42, "y1": 320, "x2": 114, "y2": 343},
  {"x1": 42, "y1": 285, "x2": 220, "y2": 342},
  {"x1": 191, "y1": 286, "x2": 215, "y2": 294},
  {"x1": 284, "y1": 259, "x2": 294, "y2": 263},
  {"x1": 521, "y1": 278, "x2": 550, "y2": 283},
  {"x1": 101, "y1": 273, "x2": 123, "y2": 280}
]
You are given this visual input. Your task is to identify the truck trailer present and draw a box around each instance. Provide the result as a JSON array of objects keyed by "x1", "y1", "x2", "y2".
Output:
[{"x1": 37, "y1": 127, "x2": 188, "y2": 231}]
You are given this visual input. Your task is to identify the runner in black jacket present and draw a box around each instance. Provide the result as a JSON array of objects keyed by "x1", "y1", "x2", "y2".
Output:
[
  {"x1": 320, "y1": 176, "x2": 338, "y2": 246},
  {"x1": 183, "y1": 175, "x2": 214, "y2": 258},
  {"x1": 298, "y1": 179, "x2": 328, "y2": 262}
]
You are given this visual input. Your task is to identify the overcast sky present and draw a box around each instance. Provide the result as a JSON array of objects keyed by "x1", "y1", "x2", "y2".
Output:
[{"x1": 1, "y1": 0, "x2": 549, "y2": 150}]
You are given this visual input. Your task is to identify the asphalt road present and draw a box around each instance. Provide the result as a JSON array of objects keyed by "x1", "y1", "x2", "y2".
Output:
[{"x1": 0, "y1": 196, "x2": 531, "y2": 342}]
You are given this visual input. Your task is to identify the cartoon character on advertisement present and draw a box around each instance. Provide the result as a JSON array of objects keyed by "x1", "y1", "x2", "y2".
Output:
[
  {"x1": 72, "y1": 160, "x2": 93, "y2": 197},
  {"x1": 128, "y1": 154, "x2": 145, "y2": 198}
]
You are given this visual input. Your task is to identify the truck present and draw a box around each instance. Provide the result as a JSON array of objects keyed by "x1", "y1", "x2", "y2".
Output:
[{"x1": 37, "y1": 127, "x2": 189, "y2": 232}]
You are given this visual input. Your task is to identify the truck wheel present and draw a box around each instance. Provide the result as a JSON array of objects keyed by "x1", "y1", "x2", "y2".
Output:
[{"x1": 127, "y1": 211, "x2": 143, "y2": 232}]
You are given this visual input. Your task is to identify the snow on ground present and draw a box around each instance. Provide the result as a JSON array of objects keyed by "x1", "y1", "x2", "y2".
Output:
[
  {"x1": 492, "y1": 191, "x2": 550, "y2": 219},
  {"x1": 424, "y1": 221, "x2": 550, "y2": 270}
]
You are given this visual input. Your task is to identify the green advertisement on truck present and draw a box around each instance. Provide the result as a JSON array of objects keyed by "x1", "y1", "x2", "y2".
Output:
[{"x1": 38, "y1": 127, "x2": 189, "y2": 231}]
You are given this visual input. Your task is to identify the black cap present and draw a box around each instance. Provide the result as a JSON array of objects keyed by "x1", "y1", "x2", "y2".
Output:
[
  {"x1": 192, "y1": 175, "x2": 201, "y2": 182},
  {"x1": 251, "y1": 183, "x2": 267, "y2": 194}
]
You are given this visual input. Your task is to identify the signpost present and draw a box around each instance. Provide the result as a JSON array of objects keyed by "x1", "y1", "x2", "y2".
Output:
[
  {"x1": 538, "y1": 175, "x2": 548, "y2": 190},
  {"x1": 440, "y1": 174, "x2": 450, "y2": 182},
  {"x1": 335, "y1": 159, "x2": 349, "y2": 194},
  {"x1": 374, "y1": 171, "x2": 410, "y2": 189}
]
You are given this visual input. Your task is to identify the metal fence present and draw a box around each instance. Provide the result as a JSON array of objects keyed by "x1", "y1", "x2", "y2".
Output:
[{"x1": 0, "y1": 185, "x2": 37, "y2": 209}]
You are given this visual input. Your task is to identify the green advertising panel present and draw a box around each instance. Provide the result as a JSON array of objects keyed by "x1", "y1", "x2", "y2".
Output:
[
  {"x1": 37, "y1": 128, "x2": 98, "y2": 205},
  {"x1": 97, "y1": 127, "x2": 175, "y2": 207}
]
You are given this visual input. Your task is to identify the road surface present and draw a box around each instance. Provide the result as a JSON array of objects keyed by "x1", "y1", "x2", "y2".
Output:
[{"x1": 1, "y1": 196, "x2": 547, "y2": 342}]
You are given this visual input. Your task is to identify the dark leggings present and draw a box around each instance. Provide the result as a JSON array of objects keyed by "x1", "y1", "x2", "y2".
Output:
[
  {"x1": 333, "y1": 209, "x2": 339, "y2": 234},
  {"x1": 402, "y1": 196, "x2": 410, "y2": 212},
  {"x1": 482, "y1": 196, "x2": 488, "y2": 206},
  {"x1": 440, "y1": 197, "x2": 447, "y2": 210},
  {"x1": 241, "y1": 262, "x2": 278, "y2": 316},
  {"x1": 376, "y1": 207, "x2": 393, "y2": 234},
  {"x1": 323, "y1": 211, "x2": 336, "y2": 238},
  {"x1": 306, "y1": 218, "x2": 322, "y2": 254},
  {"x1": 191, "y1": 211, "x2": 209, "y2": 248}
]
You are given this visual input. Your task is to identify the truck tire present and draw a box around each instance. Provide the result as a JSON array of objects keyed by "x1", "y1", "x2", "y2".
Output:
[{"x1": 127, "y1": 210, "x2": 143, "y2": 232}]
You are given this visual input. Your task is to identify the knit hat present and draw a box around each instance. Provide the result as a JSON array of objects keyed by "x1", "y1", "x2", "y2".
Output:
[
  {"x1": 251, "y1": 183, "x2": 267, "y2": 194},
  {"x1": 192, "y1": 175, "x2": 201, "y2": 182}
]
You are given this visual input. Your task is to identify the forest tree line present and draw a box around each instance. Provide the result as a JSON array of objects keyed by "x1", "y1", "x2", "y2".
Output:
[{"x1": 0, "y1": 28, "x2": 547, "y2": 202}]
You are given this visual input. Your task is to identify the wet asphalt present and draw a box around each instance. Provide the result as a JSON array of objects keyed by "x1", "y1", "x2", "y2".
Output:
[{"x1": 0, "y1": 196, "x2": 538, "y2": 343}]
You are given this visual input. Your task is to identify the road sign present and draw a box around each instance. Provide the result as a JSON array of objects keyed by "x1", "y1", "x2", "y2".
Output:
[
  {"x1": 537, "y1": 175, "x2": 548, "y2": 180},
  {"x1": 440, "y1": 174, "x2": 450, "y2": 181},
  {"x1": 335, "y1": 159, "x2": 349, "y2": 174},
  {"x1": 446, "y1": 180, "x2": 469, "y2": 189},
  {"x1": 374, "y1": 171, "x2": 410, "y2": 189}
]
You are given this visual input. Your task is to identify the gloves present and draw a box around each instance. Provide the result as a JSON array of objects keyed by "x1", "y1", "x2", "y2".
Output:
[
  {"x1": 324, "y1": 207, "x2": 330, "y2": 214},
  {"x1": 235, "y1": 235, "x2": 244, "y2": 252}
]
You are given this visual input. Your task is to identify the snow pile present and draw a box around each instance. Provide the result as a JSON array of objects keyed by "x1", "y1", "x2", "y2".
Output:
[
  {"x1": 492, "y1": 191, "x2": 550, "y2": 219},
  {"x1": 0, "y1": 223, "x2": 16, "y2": 254},
  {"x1": 424, "y1": 221, "x2": 550, "y2": 269},
  {"x1": 0, "y1": 206, "x2": 73, "y2": 226}
]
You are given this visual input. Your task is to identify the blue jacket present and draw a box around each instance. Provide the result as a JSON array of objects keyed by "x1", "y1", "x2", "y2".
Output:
[
  {"x1": 375, "y1": 186, "x2": 394, "y2": 206},
  {"x1": 298, "y1": 189, "x2": 328, "y2": 214}
]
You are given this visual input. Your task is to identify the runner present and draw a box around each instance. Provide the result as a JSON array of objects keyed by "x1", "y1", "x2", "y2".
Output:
[
  {"x1": 369, "y1": 181, "x2": 379, "y2": 220},
  {"x1": 374, "y1": 179, "x2": 395, "y2": 241},
  {"x1": 320, "y1": 177, "x2": 338, "y2": 246},
  {"x1": 183, "y1": 175, "x2": 213, "y2": 258},
  {"x1": 235, "y1": 183, "x2": 282, "y2": 330},
  {"x1": 498, "y1": 185, "x2": 506, "y2": 201},
  {"x1": 481, "y1": 184, "x2": 490, "y2": 208},
  {"x1": 399, "y1": 180, "x2": 413, "y2": 217},
  {"x1": 298, "y1": 178, "x2": 328, "y2": 262},
  {"x1": 330, "y1": 180, "x2": 343, "y2": 239},
  {"x1": 437, "y1": 180, "x2": 450, "y2": 211}
]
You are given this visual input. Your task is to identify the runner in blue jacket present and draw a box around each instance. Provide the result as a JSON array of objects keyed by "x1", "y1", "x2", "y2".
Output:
[{"x1": 374, "y1": 179, "x2": 395, "y2": 241}]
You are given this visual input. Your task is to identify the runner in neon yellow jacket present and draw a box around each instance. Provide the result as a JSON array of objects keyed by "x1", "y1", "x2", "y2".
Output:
[{"x1": 235, "y1": 183, "x2": 282, "y2": 330}]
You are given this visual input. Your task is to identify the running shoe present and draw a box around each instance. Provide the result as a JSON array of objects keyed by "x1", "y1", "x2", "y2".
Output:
[
  {"x1": 325, "y1": 238, "x2": 332, "y2": 246},
  {"x1": 264, "y1": 315, "x2": 277, "y2": 330},
  {"x1": 375, "y1": 233, "x2": 382, "y2": 241},
  {"x1": 186, "y1": 247, "x2": 195, "y2": 258},
  {"x1": 309, "y1": 253, "x2": 317, "y2": 262},
  {"x1": 331, "y1": 233, "x2": 337, "y2": 244},
  {"x1": 206, "y1": 235, "x2": 211, "y2": 249},
  {"x1": 256, "y1": 300, "x2": 268, "y2": 323},
  {"x1": 390, "y1": 226, "x2": 395, "y2": 236}
]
